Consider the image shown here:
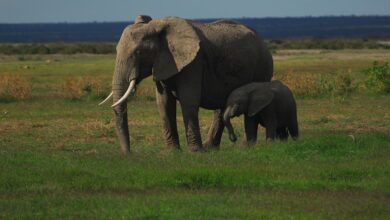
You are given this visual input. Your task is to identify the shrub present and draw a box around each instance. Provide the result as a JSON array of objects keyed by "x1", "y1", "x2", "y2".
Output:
[
  {"x1": 363, "y1": 61, "x2": 390, "y2": 94},
  {"x1": 0, "y1": 75, "x2": 32, "y2": 101},
  {"x1": 63, "y1": 76, "x2": 110, "y2": 100}
]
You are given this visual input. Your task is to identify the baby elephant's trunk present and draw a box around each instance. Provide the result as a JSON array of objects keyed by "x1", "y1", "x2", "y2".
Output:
[{"x1": 223, "y1": 109, "x2": 237, "y2": 142}]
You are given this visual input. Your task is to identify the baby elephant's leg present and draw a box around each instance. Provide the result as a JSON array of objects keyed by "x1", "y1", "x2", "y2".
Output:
[
  {"x1": 244, "y1": 115, "x2": 258, "y2": 146},
  {"x1": 263, "y1": 113, "x2": 277, "y2": 143},
  {"x1": 276, "y1": 127, "x2": 288, "y2": 141},
  {"x1": 265, "y1": 127, "x2": 277, "y2": 143}
]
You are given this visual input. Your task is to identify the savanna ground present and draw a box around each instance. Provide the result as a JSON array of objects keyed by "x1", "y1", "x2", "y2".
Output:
[{"x1": 0, "y1": 49, "x2": 389, "y2": 219}]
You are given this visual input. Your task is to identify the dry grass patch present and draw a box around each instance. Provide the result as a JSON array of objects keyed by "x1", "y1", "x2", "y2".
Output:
[
  {"x1": 275, "y1": 70, "x2": 354, "y2": 98},
  {"x1": 0, "y1": 75, "x2": 32, "y2": 101},
  {"x1": 136, "y1": 86, "x2": 155, "y2": 98},
  {"x1": 62, "y1": 76, "x2": 110, "y2": 100}
]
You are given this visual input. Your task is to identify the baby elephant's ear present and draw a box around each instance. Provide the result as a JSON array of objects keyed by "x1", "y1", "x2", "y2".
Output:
[{"x1": 248, "y1": 87, "x2": 274, "y2": 117}]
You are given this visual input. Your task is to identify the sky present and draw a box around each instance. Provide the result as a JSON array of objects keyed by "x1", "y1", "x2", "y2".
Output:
[{"x1": 1, "y1": 0, "x2": 389, "y2": 23}]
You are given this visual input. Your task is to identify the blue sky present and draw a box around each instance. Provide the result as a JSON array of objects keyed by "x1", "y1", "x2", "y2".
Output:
[{"x1": 1, "y1": 0, "x2": 389, "y2": 23}]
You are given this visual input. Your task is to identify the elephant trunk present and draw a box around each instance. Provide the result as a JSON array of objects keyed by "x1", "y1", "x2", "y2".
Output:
[
  {"x1": 112, "y1": 59, "x2": 134, "y2": 155},
  {"x1": 113, "y1": 97, "x2": 130, "y2": 155},
  {"x1": 223, "y1": 107, "x2": 237, "y2": 142}
]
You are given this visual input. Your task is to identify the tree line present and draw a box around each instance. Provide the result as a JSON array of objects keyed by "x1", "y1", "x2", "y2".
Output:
[{"x1": 0, "y1": 38, "x2": 389, "y2": 55}]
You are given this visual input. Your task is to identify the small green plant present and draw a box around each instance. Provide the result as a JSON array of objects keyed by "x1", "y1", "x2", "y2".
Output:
[{"x1": 364, "y1": 61, "x2": 390, "y2": 93}]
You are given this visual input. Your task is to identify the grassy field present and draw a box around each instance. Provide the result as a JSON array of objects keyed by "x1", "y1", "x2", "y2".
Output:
[{"x1": 0, "y1": 49, "x2": 389, "y2": 219}]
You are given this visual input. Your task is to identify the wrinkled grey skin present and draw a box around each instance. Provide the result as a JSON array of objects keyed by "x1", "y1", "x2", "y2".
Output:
[
  {"x1": 110, "y1": 15, "x2": 273, "y2": 154},
  {"x1": 223, "y1": 81, "x2": 298, "y2": 145}
]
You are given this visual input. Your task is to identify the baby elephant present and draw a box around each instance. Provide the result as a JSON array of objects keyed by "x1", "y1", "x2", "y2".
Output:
[{"x1": 223, "y1": 80, "x2": 298, "y2": 144}]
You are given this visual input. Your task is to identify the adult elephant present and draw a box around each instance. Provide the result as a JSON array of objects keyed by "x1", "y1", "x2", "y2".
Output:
[{"x1": 100, "y1": 15, "x2": 273, "y2": 154}]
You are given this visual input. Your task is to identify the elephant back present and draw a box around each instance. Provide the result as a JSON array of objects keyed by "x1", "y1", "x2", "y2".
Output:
[
  {"x1": 188, "y1": 20, "x2": 273, "y2": 109},
  {"x1": 195, "y1": 20, "x2": 273, "y2": 86}
]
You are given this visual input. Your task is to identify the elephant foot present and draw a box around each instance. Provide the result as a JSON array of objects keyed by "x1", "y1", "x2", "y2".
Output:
[
  {"x1": 165, "y1": 146, "x2": 182, "y2": 154},
  {"x1": 244, "y1": 141, "x2": 256, "y2": 147},
  {"x1": 243, "y1": 137, "x2": 257, "y2": 147},
  {"x1": 166, "y1": 144, "x2": 181, "y2": 151},
  {"x1": 266, "y1": 138, "x2": 275, "y2": 143},
  {"x1": 165, "y1": 138, "x2": 180, "y2": 149},
  {"x1": 121, "y1": 149, "x2": 131, "y2": 156},
  {"x1": 203, "y1": 140, "x2": 220, "y2": 150},
  {"x1": 188, "y1": 145, "x2": 205, "y2": 152}
]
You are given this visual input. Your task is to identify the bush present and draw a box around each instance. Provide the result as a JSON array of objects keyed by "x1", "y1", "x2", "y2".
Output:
[
  {"x1": 363, "y1": 62, "x2": 390, "y2": 94},
  {"x1": 0, "y1": 75, "x2": 32, "y2": 101}
]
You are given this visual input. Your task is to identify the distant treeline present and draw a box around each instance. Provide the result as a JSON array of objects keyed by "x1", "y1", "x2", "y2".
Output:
[
  {"x1": 0, "y1": 38, "x2": 389, "y2": 55},
  {"x1": 0, "y1": 43, "x2": 115, "y2": 54},
  {"x1": 1, "y1": 16, "x2": 390, "y2": 43},
  {"x1": 267, "y1": 38, "x2": 390, "y2": 50}
]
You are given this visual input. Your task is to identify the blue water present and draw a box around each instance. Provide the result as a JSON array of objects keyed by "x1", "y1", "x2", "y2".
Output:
[{"x1": 1, "y1": 16, "x2": 389, "y2": 43}]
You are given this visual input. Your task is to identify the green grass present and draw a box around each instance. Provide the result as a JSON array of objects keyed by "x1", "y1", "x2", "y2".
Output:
[{"x1": 1, "y1": 50, "x2": 390, "y2": 219}]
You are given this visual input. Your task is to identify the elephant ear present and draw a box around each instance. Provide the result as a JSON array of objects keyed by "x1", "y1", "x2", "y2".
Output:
[
  {"x1": 248, "y1": 86, "x2": 274, "y2": 117},
  {"x1": 152, "y1": 17, "x2": 200, "y2": 81}
]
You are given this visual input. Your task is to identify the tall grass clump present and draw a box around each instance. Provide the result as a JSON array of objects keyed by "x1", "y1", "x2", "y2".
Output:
[
  {"x1": 335, "y1": 70, "x2": 353, "y2": 95},
  {"x1": 63, "y1": 76, "x2": 110, "y2": 100},
  {"x1": 363, "y1": 61, "x2": 390, "y2": 94},
  {"x1": 0, "y1": 75, "x2": 32, "y2": 102}
]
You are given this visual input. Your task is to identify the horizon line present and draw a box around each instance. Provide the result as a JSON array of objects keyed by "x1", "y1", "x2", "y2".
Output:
[{"x1": 1, "y1": 14, "x2": 389, "y2": 25}]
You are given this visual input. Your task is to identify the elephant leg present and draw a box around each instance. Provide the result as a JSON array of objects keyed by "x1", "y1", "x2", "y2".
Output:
[
  {"x1": 288, "y1": 117, "x2": 299, "y2": 140},
  {"x1": 204, "y1": 109, "x2": 225, "y2": 150},
  {"x1": 265, "y1": 121, "x2": 277, "y2": 143},
  {"x1": 244, "y1": 115, "x2": 258, "y2": 146},
  {"x1": 276, "y1": 127, "x2": 288, "y2": 141},
  {"x1": 260, "y1": 109, "x2": 277, "y2": 143},
  {"x1": 174, "y1": 56, "x2": 203, "y2": 152},
  {"x1": 180, "y1": 103, "x2": 203, "y2": 151},
  {"x1": 155, "y1": 83, "x2": 180, "y2": 150}
]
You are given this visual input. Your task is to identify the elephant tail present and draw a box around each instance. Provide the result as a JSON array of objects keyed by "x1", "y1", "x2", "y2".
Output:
[{"x1": 288, "y1": 115, "x2": 299, "y2": 140}]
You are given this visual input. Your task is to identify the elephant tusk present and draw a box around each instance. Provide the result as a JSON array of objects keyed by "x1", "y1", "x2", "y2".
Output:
[
  {"x1": 98, "y1": 91, "x2": 113, "y2": 106},
  {"x1": 111, "y1": 80, "x2": 136, "y2": 107}
]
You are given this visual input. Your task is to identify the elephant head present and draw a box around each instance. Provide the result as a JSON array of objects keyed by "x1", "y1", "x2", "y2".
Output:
[
  {"x1": 100, "y1": 16, "x2": 201, "y2": 154},
  {"x1": 223, "y1": 84, "x2": 274, "y2": 142}
]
